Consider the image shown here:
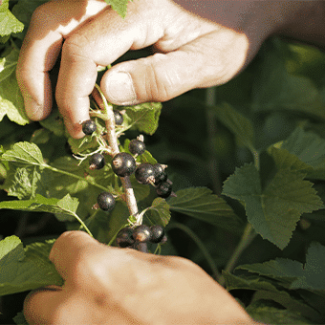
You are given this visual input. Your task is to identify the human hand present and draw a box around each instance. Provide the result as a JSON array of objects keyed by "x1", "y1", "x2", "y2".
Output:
[
  {"x1": 23, "y1": 231, "x2": 255, "y2": 325},
  {"x1": 16, "y1": 0, "x2": 266, "y2": 139},
  {"x1": 18, "y1": 0, "x2": 324, "y2": 139}
]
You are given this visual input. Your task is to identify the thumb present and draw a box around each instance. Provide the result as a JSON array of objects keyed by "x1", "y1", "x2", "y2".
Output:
[{"x1": 100, "y1": 31, "x2": 249, "y2": 105}]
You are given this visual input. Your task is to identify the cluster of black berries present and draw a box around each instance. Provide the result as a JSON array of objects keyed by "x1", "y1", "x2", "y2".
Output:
[
  {"x1": 82, "y1": 117, "x2": 171, "y2": 252},
  {"x1": 135, "y1": 163, "x2": 173, "y2": 198},
  {"x1": 116, "y1": 224, "x2": 166, "y2": 252}
]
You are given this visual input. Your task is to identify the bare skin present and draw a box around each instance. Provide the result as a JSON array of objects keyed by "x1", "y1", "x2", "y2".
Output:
[
  {"x1": 17, "y1": 1, "x2": 325, "y2": 323},
  {"x1": 24, "y1": 231, "x2": 256, "y2": 325},
  {"x1": 18, "y1": 0, "x2": 325, "y2": 139}
]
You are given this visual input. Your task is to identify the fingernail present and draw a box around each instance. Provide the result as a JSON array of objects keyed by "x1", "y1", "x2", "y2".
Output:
[{"x1": 105, "y1": 71, "x2": 136, "y2": 105}]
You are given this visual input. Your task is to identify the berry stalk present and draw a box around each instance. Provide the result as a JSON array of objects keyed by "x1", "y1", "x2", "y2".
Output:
[{"x1": 92, "y1": 86, "x2": 139, "y2": 218}]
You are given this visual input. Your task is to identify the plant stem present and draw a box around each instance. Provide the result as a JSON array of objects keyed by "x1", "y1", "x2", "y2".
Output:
[
  {"x1": 219, "y1": 223, "x2": 256, "y2": 286},
  {"x1": 205, "y1": 87, "x2": 221, "y2": 195},
  {"x1": 92, "y1": 86, "x2": 139, "y2": 218},
  {"x1": 73, "y1": 213, "x2": 93, "y2": 237},
  {"x1": 121, "y1": 177, "x2": 138, "y2": 217},
  {"x1": 168, "y1": 222, "x2": 220, "y2": 280},
  {"x1": 252, "y1": 149, "x2": 260, "y2": 171}
]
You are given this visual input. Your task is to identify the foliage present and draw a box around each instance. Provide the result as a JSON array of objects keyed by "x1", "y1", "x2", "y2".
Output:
[{"x1": 1, "y1": 1, "x2": 325, "y2": 324}]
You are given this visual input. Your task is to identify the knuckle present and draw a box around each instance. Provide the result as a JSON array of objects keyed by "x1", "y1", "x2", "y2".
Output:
[
  {"x1": 146, "y1": 60, "x2": 172, "y2": 102},
  {"x1": 62, "y1": 34, "x2": 91, "y2": 62}
]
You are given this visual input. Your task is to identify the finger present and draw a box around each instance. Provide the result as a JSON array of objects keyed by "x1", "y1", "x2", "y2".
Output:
[
  {"x1": 48, "y1": 231, "x2": 104, "y2": 283},
  {"x1": 16, "y1": 1, "x2": 107, "y2": 122},
  {"x1": 101, "y1": 29, "x2": 249, "y2": 105},
  {"x1": 56, "y1": 0, "x2": 217, "y2": 138},
  {"x1": 23, "y1": 286, "x2": 92, "y2": 325},
  {"x1": 23, "y1": 286, "x2": 63, "y2": 325}
]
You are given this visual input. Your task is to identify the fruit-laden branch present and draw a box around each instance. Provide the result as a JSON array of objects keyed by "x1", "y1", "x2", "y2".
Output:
[{"x1": 92, "y1": 86, "x2": 139, "y2": 217}]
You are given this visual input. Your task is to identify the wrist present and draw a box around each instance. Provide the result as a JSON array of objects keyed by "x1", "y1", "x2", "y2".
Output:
[{"x1": 276, "y1": 1, "x2": 325, "y2": 48}]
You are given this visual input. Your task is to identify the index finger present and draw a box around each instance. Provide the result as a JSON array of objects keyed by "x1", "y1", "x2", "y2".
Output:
[
  {"x1": 16, "y1": 0, "x2": 107, "y2": 122},
  {"x1": 49, "y1": 231, "x2": 105, "y2": 282}
]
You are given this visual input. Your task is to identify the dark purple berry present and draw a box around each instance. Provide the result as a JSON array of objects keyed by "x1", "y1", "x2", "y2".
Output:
[
  {"x1": 114, "y1": 110, "x2": 123, "y2": 125},
  {"x1": 150, "y1": 225, "x2": 165, "y2": 243},
  {"x1": 132, "y1": 225, "x2": 152, "y2": 243},
  {"x1": 111, "y1": 152, "x2": 136, "y2": 177},
  {"x1": 97, "y1": 192, "x2": 115, "y2": 211},
  {"x1": 116, "y1": 227, "x2": 134, "y2": 247},
  {"x1": 82, "y1": 119, "x2": 97, "y2": 135},
  {"x1": 156, "y1": 182, "x2": 172, "y2": 198},
  {"x1": 135, "y1": 163, "x2": 155, "y2": 185},
  {"x1": 154, "y1": 171, "x2": 168, "y2": 185},
  {"x1": 129, "y1": 139, "x2": 146, "y2": 156},
  {"x1": 153, "y1": 163, "x2": 164, "y2": 175},
  {"x1": 132, "y1": 242, "x2": 148, "y2": 253},
  {"x1": 89, "y1": 153, "x2": 105, "y2": 170}
]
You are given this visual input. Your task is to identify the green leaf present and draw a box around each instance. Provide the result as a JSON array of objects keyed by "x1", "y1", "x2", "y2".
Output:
[
  {"x1": 281, "y1": 128, "x2": 325, "y2": 179},
  {"x1": 268, "y1": 146, "x2": 312, "y2": 174},
  {"x1": 246, "y1": 300, "x2": 312, "y2": 325},
  {"x1": 3, "y1": 166, "x2": 45, "y2": 199},
  {"x1": 104, "y1": 0, "x2": 130, "y2": 18},
  {"x1": 223, "y1": 272, "x2": 322, "y2": 322},
  {"x1": 0, "y1": 236, "x2": 63, "y2": 296},
  {"x1": 146, "y1": 197, "x2": 171, "y2": 227},
  {"x1": 222, "y1": 164, "x2": 323, "y2": 249},
  {"x1": 124, "y1": 102, "x2": 162, "y2": 135},
  {"x1": 2, "y1": 141, "x2": 45, "y2": 166},
  {"x1": 0, "y1": 48, "x2": 19, "y2": 83},
  {"x1": 0, "y1": 49, "x2": 29, "y2": 125},
  {"x1": 238, "y1": 258, "x2": 304, "y2": 284},
  {"x1": 291, "y1": 242, "x2": 325, "y2": 290},
  {"x1": 213, "y1": 102, "x2": 255, "y2": 151},
  {"x1": 237, "y1": 242, "x2": 325, "y2": 291},
  {"x1": 131, "y1": 176, "x2": 150, "y2": 202},
  {"x1": 168, "y1": 187, "x2": 242, "y2": 232},
  {"x1": 13, "y1": 312, "x2": 29, "y2": 325},
  {"x1": 0, "y1": 194, "x2": 79, "y2": 221},
  {"x1": 0, "y1": 0, "x2": 24, "y2": 37},
  {"x1": 252, "y1": 39, "x2": 325, "y2": 120},
  {"x1": 12, "y1": 0, "x2": 49, "y2": 39}
]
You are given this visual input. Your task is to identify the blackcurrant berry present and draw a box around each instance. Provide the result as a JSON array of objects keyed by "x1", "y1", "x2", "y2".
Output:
[
  {"x1": 89, "y1": 153, "x2": 105, "y2": 170},
  {"x1": 135, "y1": 163, "x2": 155, "y2": 185},
  {"x1": 150, "y1": 225, "x2": 165, "y2": 243},
  {"x1": 114, "y1": 110, "x2": 123, "y2": 125},
  {"x1": 82, "y1": 119, "x2": 97, "y2": 135},
  {"x1": 132, "y1": 242, "x2": 148, "y2": 253},
  {"x1": 129, "y1": 139, "x2": 146, "y2": 156},
  {"x1": 154, "y1": 171, "x2": 168, "y2": 185},
  {"x1": 97, "y1": 191, "x2": 115, "y2": 211},
  {"x1": 111, "y1": 152, "x2": 136, "y2": 177},
  {"x1": 132, "y1": 225, "x2": 152, "y2": 243},
  {"x1": 156, "y1": 182, "x2": 172, "y2": 198},
  {"x1": 116, "y1": 227, "x2": 134, "y2": 248},
  {"x1": 153, "y1": 163, "x2": 167, "y2": 178}
]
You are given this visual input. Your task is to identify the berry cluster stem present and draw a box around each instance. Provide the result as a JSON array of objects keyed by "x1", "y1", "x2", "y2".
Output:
[{"x1": 92, "y1": 86, "x2": 139, "y2": 217}]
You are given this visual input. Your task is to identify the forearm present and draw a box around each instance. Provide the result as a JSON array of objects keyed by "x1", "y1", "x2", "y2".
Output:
[
  {"x1": 174, "y1": 1, "x2": 325, "y2": 49},
  {"x1": 278, "y1": 1, "x2": 325, "y2": 49}
]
